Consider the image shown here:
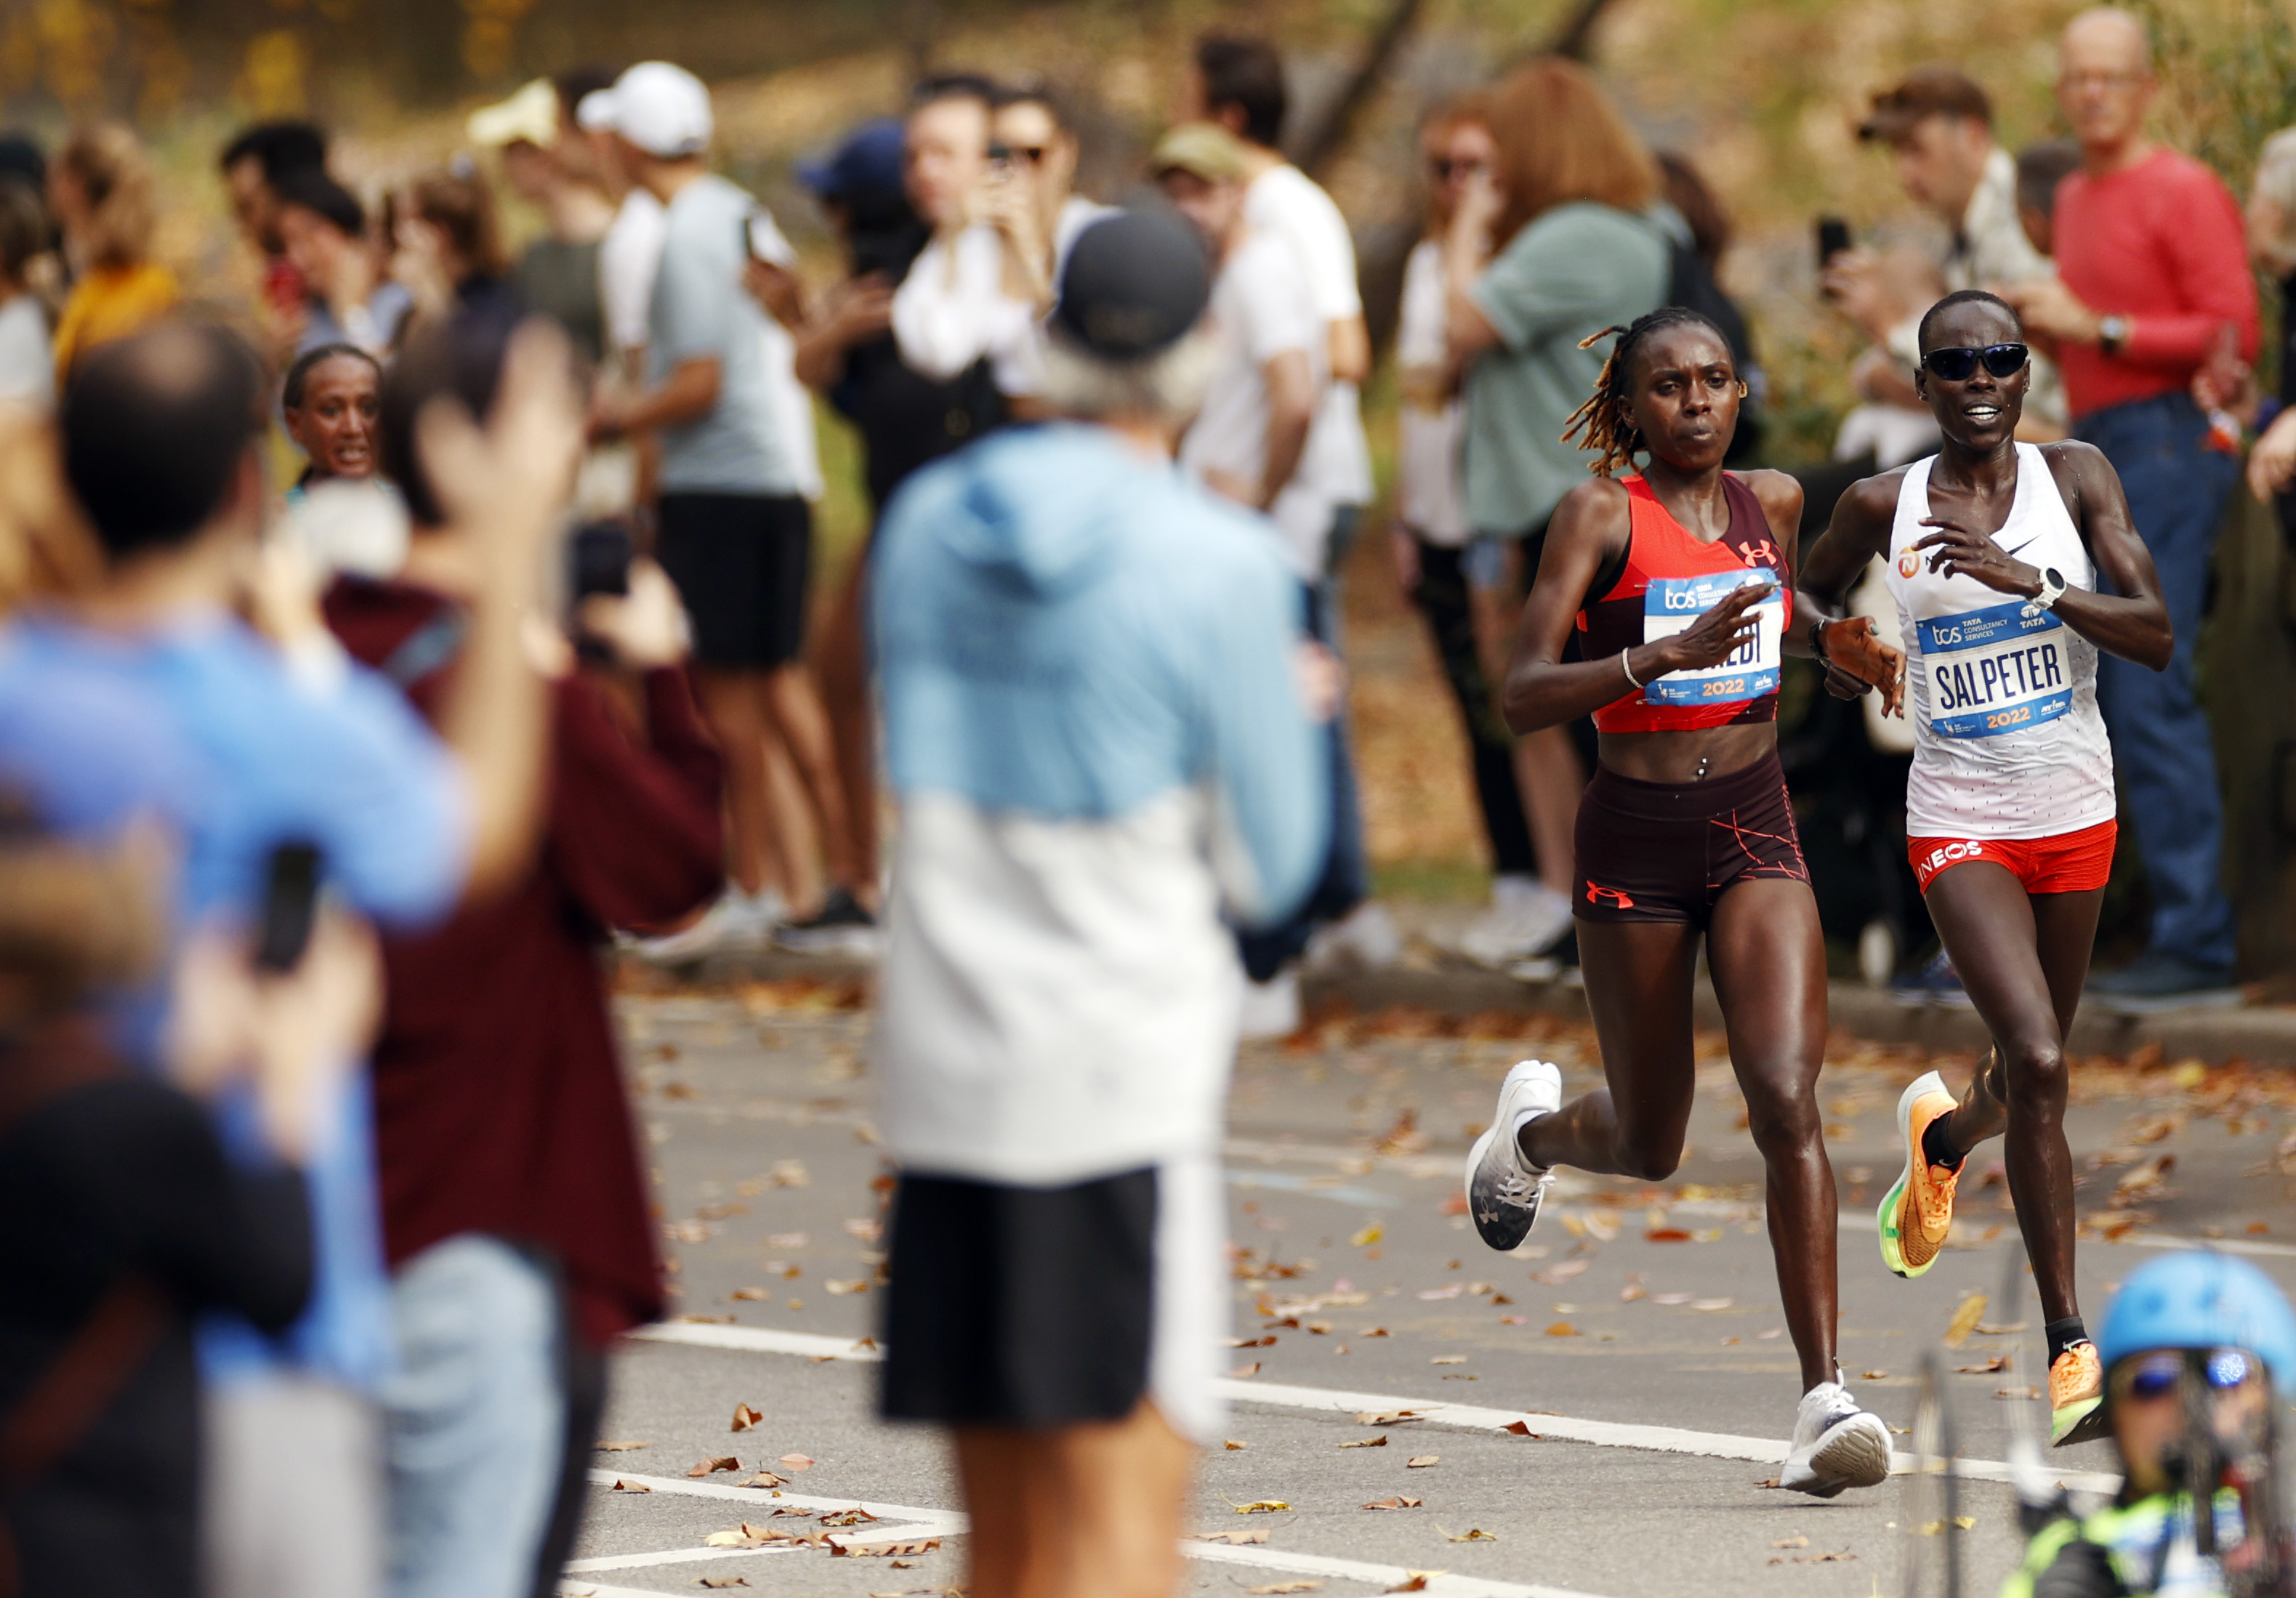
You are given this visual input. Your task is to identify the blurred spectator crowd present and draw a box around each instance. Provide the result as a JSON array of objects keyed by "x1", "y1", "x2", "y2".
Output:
[{"x1": 2, "y1": 7, "x2": 2295, "y2": 1595}]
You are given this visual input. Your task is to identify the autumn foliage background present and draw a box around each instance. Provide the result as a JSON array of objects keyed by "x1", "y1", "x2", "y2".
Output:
[{"x1": 8, "y1": 0, "x2": 2293, "y2": 887}]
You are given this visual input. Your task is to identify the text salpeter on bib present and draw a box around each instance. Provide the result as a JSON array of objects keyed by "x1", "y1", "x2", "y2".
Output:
[
  {"x1": 1917, "y1": 598, "x2": 2071, "y2": 738},
  {"x1": 1641, "y1": 568, "x2": 1781, "y2": 705}
]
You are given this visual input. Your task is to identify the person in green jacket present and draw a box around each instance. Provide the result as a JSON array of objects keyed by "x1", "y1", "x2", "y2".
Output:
[{"x1": 2001, "y1": 1251, "x2": 2296, "y2": 1597}]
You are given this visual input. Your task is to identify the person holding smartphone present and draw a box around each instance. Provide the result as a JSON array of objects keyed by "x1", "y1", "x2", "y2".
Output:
[{"x1": 1463, "y1": 304, "x2": 1904, "y2": 1497}]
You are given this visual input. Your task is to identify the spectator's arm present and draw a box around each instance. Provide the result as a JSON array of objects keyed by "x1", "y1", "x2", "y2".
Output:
[
  {"x1": 890, "y1": 229, "x2": 1010, "y2": 382},
  {"x1": 1193, "y1": 541, "x2": 1326, "y2": 927},
  {"x1": 603, "y1": 355, "x2": 720, "y2": 436},
  {"x1": 1257, "y1": 350, "x2": 1316, "y2": 511},
  {"x1": 546, "y1": 671, "x2": 725, "y2": 930},
  {"x1": 793, "y1": 275, "x2": 895, "y2": 392},
  {"x1": 1328, "y1": 316, "x2": 1370, "y2": 387}
]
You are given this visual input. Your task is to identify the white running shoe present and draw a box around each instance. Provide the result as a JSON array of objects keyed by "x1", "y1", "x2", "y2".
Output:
[
  {"x1": 1779, "y1": 1379, "x2": 1893, "y2": 1498},
  {"x1": 1238, "y1": 969, "x2": 1301, "y2": 1040},
  {"x1": 1462, "y1": 1060, "x2": 1561, "y2": 1251},
  {"x1": 1303, "y1": 902, "x2": 1403, "y2": 975},
  {"x1": 630, "y1": 889, "x2": 772, "y2": 964},
  {"x1": 1458, "y1": 877, "x2": 1573, "y2": 969}
]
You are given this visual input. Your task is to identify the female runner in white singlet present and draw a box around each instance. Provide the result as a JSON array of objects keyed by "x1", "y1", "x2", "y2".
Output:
[{"x1": 1798, "y1": 290, "x2": 2170, "y2": 1449}]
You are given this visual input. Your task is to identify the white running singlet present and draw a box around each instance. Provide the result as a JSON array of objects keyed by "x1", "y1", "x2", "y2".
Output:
[{"x1": 1882, "y1": 443, "x2": 2115, "y2": 839}]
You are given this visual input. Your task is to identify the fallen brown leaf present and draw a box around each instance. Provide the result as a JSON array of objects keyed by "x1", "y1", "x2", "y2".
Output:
[
  {"x1": 1249, "y1": 1583, "x2": 1322, "y2": 1594},
  {"x1": 825, "y1": 1279, "x2": 869, "y2": 1296},
  {"x1": 1406, "y1": 1456, "x2": 1440, "y2": 1468},
  {"x1": 1503, "y1": 1420, "x2": 1538, "y2": 1437},
  {"x1": 1339, "y1": 1435, "x2": 1389, "y2": 1448},
  {"x1": 738, "y1": 1472, "x2": 785, "y2": 1489},
  {"x1": 1942, "y1": 1294, "x2": 1988, "y2": 1349},
  {"x1": 1354, "y1": 1410, "x2": 1422, "y2": 1426},
  {"x1": 1860, "y1": 1370, "x2": 1888, "y2": 1381},
  {"x1": 1225, "y1": 1440, "x2": 1249, "y2": 1450},
  {"x1": 611, "y1": 1478, "x2": 650, "y2": 1491},
  {"x1": 1385, "y1": 1573, "x2": 1444, "y2": 1592},
  {"x1": 1646, "y1": 1227, "x2": 1693, "y2": 1243},
  {"x1": 778, "y1": 1454, "x2": 813, "y2": 1470},
  {"x1": 1957, "y1": 1355, "x2": 2009, "y2": 1375},
  {"x1": 1773, "y1": 1535, "x2": 1809, "y2": 1549},
  {"x1": 688, "y1": 1456, "x2": 740, "y2": 1477},
  {"x1": 698, "y1": 1578, "x2": 748, "y2": 1589},
  {"x1": 1546, "y1": 1322, "x2": 1579, "y2": 1337},
  {"x1": 1442, "y1": 1527, "x2": 1497, "y2": 1542},
  {"x1": 832, "y1": 1538, "x2": 941, "y2": 1559},
  {"x1": 729, "y1": 1288, "x2": 772, "y2": 1302},
  {"x1": 1361, "y1": 1496, "x2": 1422, "y2": 1510},
  {"x1": 696, "y1": 1201, "x2": 749, "y2": 1221},
  {"x1": 731, "y1": 1403, "x2": 764, "y2": 1432},
  {"x1": 1359, "y1": 1327, "x2": 1390, "y2": 1338},
  {"x1": 1187, "y1": 1530, "x2": 1270, "y2": 1546},
  {"x1": 596, "y1": 1440, "x2": 648, "y2": 1452},
  {"x1": 1228, "y1": 1335, "x2": 1279, "y2": 1348},
  {"x1": 1229, "y1": 1363, "x2": 1262, "y2": 1379},
  {"x1": 1532, "y1": 1259, "x2": 1589, "y2": 1285},
  {"x1": 1231, "y1": 1500, "x2": 1290, "y2": 1514},
  {"x1": 1430, "y1": 1355, "x2": 1466, "y2": 1364}
]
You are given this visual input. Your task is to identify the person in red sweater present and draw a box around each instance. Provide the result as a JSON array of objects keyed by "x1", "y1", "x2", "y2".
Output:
[
  {"x1": 326, "y1": 312, "x2": 725, "y2": 1598},
  {"x1": 1999, "y1": 6, "x2": 2254, "y2": 1004}
]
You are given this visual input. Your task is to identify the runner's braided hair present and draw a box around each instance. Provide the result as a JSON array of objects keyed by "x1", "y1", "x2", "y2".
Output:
[{"x1": 1560, "y1": 306, "x2": 1733, "y2": 478}]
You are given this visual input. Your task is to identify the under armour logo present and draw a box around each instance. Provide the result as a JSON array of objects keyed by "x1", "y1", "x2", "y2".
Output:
[{"x1": 1584, "y1": 884, "x2": 1635, "y2": 908}]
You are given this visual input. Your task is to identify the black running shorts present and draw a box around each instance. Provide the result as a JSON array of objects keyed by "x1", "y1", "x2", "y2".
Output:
[
  {"x1": 655, "y1": 492, "x2": 813, "y2": 669},
  {"x1": 1574, "y1": 750, "x2": 1808, "y2": 927},
  {"x1": 881, "y1": 1168, "x2": 1157, "y2": 1427}
]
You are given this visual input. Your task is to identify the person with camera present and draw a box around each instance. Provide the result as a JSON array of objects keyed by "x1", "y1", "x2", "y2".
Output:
[
  {"x1": 1798, "y1": 289, "x2": 2170, "y2": 1450},
  {"x1": 2000, "y1": 1251, "x2": 2296, "y2": 1598},
  {"x1": 0, "y1": 316, "x2": 563, "y2": 1598},
  {"x1": 321, "y1": 308, "x2": 722, "y2": 1598}
]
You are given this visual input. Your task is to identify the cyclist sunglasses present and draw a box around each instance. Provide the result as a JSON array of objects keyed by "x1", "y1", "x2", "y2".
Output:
[
  {"x1": 1920, "y1": 343, "x2": 2029, "y2": 382},
  {"x1": 2112, "y1": 1347, "x2": 2256, "y2": 1402}
]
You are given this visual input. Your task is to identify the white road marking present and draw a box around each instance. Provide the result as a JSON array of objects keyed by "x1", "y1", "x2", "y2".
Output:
[
  {"x1": 579, "y1": 1469, "x2": 1620, "y2": 1598},
  {"x1": 624, "y1": 1323, "x2": 2122, "y2": 1495}
]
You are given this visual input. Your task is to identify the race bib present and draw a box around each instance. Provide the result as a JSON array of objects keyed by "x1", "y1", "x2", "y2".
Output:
[
  {"x1": 1641, "y1": 568, "x2": 1781, "y2": 706},
  {"x1": 1917, "y1": 599, "x2": 2070, "y2": 738}
]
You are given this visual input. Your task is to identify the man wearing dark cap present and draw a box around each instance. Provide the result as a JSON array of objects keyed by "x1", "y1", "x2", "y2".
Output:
[
  {"x1": 1829, "y1": 65, "x2": 2066, "y2": 437},
  {"x1": 870, "y1": 209, "x2": 1324, "y2": 1598},
  {"x1": 0, "y1": 318, "x2": 576, "y2": 1598}
]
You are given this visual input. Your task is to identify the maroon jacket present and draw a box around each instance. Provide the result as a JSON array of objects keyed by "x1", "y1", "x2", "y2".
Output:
[{"x1": 326, "y1": 578, "x2": 723, "y2": 1345}]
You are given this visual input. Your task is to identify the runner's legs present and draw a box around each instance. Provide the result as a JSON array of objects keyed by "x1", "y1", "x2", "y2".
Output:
[
  {"x1": 1523, "y1": 879, "x2": 1837, "y2": 1389},
  {"x1": 1919, "y1": 864, "x2": 2100, "y2": 1325},
  {"x1": 1705, "y1": 878, "x2": 1836, "y2": 1392}
]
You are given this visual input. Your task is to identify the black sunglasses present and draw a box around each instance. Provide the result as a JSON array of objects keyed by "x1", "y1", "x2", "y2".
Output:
[{"x1": 1921, "y1": 343, "x2": 2029, "y2": 382}]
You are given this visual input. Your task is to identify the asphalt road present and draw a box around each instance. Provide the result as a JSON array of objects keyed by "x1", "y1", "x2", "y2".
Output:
[{"x1": 564, "y1": 977, "x2": 2296, "y2": 1598}]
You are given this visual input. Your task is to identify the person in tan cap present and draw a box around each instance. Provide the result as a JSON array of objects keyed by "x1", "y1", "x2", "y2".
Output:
[
  {"x1": 467, "y1": 70, "x2": 617, "y2": 366},
  {"x1": 1826, "y1": 65, "x2": 2067, "y2": 438}
]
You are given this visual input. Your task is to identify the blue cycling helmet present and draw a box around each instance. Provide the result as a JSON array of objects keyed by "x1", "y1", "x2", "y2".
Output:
[{"x1": 2098, "y1": 1251, "x2": 2296, "y2": 1396}]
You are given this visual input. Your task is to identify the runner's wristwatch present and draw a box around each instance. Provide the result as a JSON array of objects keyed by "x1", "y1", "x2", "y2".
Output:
[
  {"x1": 2098, "y1": 314, "x2": 2130, "y2": 357},
  {"x1": 2024, "y1": 566, "x2": 2068, "y2": 618}
]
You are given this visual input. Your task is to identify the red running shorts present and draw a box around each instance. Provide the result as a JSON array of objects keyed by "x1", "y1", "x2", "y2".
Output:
[{"x1": 1906, "y1": 819, "x2": 2116, "y2": 895}]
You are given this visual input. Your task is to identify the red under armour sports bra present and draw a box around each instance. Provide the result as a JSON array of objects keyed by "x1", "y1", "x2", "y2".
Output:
[{"x1": 1575, "y1": 472, "x2": 1791, "y2": 733}]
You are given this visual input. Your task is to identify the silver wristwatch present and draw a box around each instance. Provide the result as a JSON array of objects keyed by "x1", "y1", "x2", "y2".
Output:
[{"x1": 2023, "y1": 565, "x2": 2068, "y2": 618}]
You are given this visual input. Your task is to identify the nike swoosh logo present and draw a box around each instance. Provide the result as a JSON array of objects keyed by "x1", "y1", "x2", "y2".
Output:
[{"x1": 1997, "y1": 536, "x2": 2038, "y2": 557}]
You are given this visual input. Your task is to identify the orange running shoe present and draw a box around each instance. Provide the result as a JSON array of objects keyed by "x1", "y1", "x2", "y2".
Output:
[
  {"x1": 1877, "y1": 1070, "x2": 1960, "y2": 1278},
  {"x1": 2050, "y1": 1341, "x2": 2107, "y2": 1447}
]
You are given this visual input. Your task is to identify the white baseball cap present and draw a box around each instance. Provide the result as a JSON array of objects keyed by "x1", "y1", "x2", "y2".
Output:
[{"x1": 576, "y1": 62, "x2": 712, "y2": 159}]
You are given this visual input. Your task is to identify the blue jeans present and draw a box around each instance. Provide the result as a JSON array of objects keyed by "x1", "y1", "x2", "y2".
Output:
[
  {"x1": 385, "y1": 1236, "x2": 563, "y2": 1598},
  {"x1": 2077, "y1": 391, "x2": 2239, "y2": 968}
]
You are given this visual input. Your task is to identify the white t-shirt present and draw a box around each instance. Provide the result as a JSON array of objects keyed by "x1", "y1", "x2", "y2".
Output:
[
  {"x1": 600, "y1": 187, "x2": 667, "y2": 358},
  {"x1": 1395, "y1": 239, "x2": 1466, "y2": 545},
  {"x1": 1179, "y1": 233, "x2": 1331, "y2": 580},
  {"x1": 1245, "y1": 164, "x2": 1372, "y2": 510},
  {"x1": 891, "y1": 194, "x2": 1113, "y2": 399},
  {"x1": 747, "y1": 210, "x2": 824, "y2": 501},
  {"x1": 1885, "y1": 445, "x2": 2115, "y2": 839},
  {"x1": 0, "y1": 294, "x2": 52, "y2": 411}
]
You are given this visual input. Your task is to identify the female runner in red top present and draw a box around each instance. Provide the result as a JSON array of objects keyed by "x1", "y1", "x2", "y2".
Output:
[{"x1": 1461, "y1": 306, "x2": 1904, "y2": 1495}]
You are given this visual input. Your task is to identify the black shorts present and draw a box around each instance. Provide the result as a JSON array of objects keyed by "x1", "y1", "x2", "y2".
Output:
[
  {"x1": 656, "y1": 493, "x2": 812, "y2": 669},
  {"x1": 882, "y1": 1169, "x2": 1158, "y2": 1428},
  {"x1": 1574, "y1": 750, "x2": 1808, "y2": 927}
]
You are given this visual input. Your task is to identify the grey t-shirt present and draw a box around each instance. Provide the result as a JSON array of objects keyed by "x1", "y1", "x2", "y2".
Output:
[
  {"x1": 1464, "y1": 201, "x2": 1668, "y2": 536},
  {"x1": 647, "y1": 173, "x2": 798, "y2": 497}
]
